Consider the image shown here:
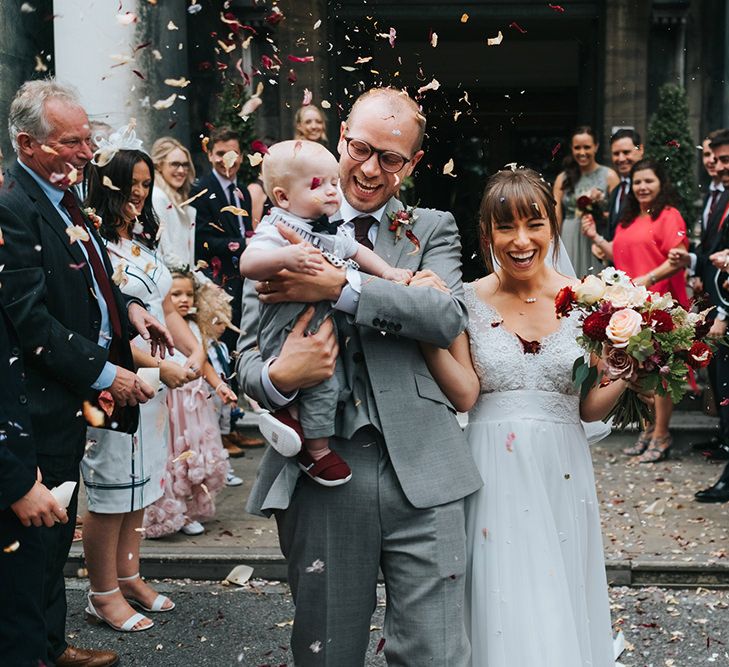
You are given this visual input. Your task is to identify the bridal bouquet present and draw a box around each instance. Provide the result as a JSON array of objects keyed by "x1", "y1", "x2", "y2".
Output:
[{"x1": 555, "y1": 268, "x2": 712, "y2": 429}]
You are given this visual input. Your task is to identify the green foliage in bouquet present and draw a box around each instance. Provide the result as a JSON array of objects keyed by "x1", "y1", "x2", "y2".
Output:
[
  {"x1": 645, "y1": 84, "x2": 699, "y2": 224},
  {"x1": 213, "y1": 77, "x2": 257, "y2": 185}
]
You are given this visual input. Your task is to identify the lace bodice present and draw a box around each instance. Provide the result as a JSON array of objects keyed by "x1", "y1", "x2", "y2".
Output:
[{"x1": 464, "y1": 282, "x2": 583, "y2": 397}]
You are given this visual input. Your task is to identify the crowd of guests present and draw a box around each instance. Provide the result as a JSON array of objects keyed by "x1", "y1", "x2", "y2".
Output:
[
  {"x1": 556, "y1": 123, "x2": 729, "y2": 496},
  {"x1": 0, "y1": 78, "x2": 329, "y2": 666},
  {"x1": 2, "y1": 71, "x2": 729, "y2": 666}
]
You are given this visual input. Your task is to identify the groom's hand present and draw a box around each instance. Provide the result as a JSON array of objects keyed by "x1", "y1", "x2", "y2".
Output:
[
  {"x1": 257, "y1": 262, "x2": 347, "y2": 304},
  {"x1": 268, "y1": 307, "x2": 339, "y2": 392}
]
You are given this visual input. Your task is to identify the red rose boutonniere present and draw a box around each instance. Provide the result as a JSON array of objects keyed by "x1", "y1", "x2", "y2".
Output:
[
  {"x1": 387, "y1": 206, "x2": 420, "y2": 254},
  {"x1": 83, "y1": 207, "x2": 103, "y2": 230}
]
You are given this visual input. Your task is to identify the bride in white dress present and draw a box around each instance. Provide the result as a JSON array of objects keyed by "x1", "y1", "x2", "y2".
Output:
[{"x1": 420, "y1": 168, "x2": 639, "y2": 666}]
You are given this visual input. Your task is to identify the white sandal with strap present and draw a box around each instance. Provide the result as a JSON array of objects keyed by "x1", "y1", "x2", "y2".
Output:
[
  {"x1": 118, "y1": 572, "x2": 176, "y2": 613},
  {"x1": 85, "y1": 588, "x2": 153, "y2": 632}
]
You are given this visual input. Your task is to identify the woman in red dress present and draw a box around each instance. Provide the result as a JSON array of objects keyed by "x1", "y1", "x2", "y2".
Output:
[{"x1": 583, "y1": 158, "x2": 690, "y2": 462}]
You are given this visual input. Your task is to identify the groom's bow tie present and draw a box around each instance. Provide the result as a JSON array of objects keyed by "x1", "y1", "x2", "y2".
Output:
[{"x1": 311, "y1": 214, "x2": 341, "y2": 235}]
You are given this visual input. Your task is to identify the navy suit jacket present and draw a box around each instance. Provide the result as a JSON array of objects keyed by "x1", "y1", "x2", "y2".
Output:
[{"x1": 0, "y1": 162, "x2": 139, "y2": 460}]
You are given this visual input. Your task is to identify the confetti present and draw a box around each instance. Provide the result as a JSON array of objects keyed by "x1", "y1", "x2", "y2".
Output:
[
  {"x1": 417, "y1": 78, "x2": 440, "y2": 94},
  {"x1": 102, "y1": 175, "x2": 120, "y2": 191},
  {"x1": 65, "y1": 225, "x2": 89, "y2": 244},
  {"x1": 505, "y1": 432, "x2": 516, "y2": 452},
  {"x1": 247, "y1": 152, "x2": 263, "y2": 167},
  {"x1": 442, "y1": 158, "x2": 456, "y2": 177},
  {"x1": 152, "y1": 93, "x2": 177, "y2": 110},
  {"x1": 487, "y1": 30, "x2": 504, "y2": 46},
  {"x1": 460, "y1": 13, "x2": 469, "y2": 23},
  {"x1": 288, "y1": 54, "x2": 315, "y2": 63},
  {"x1": 309, "y1": 641, "x2": 323, "y2": 654},
  {"x1": 430, "y1": 32, "x2": 438, "y2": 48},
  {"x1": 509, "y1": 21, "x2": 528, "y2": 34},
  {"x1": 302, "y1": 88, "x2": 312, "y2": 106},
  {"x1": 167, "y1": 20, "x2": 179, "y2": 30},
  {"x1": 549, "y1": 4, "x2": 566, "y2": 12},
  {"x1": 172, "y1": 450, "x2": 196, "y2": 463},
  {"x1": 20, "y1": 3, "x2": 36, "y2": 12},
  {"x1": 220, "y1": 205, "x2": 249, "y2": 216},
  {"x1": 222, "y1": 150, "x2": 239, "y2": 170},
  {"x1": 82, "y1": 401, "x2": 105, "y2": 427},
  {"x1": 321, "y1": 100, "x2": 331, "y2": 109},
  {"x1": 3, "y1": 541, "x2": 20, "y2": 553},
  {"x1": 164, "y1": 77, "x2": 190, "y2": 88},
  {"x1": 305, "y1": 559, "x2": 326, "y2": 573}
]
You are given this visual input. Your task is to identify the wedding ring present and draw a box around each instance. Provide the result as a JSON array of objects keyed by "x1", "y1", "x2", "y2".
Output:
[{"x1": 265, "y1": 280, "x2": 271, "y2": 293}]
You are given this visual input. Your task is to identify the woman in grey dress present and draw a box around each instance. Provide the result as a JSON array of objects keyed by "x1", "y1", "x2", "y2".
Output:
[{"x1": 553, "y1": 126, "x2": 618, "y2": 278}]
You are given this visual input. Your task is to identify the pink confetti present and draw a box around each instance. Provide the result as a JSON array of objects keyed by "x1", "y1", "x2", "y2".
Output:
[
  {"x1": 505, "y1": 432, "x2": 516, "y2": 452},
  {"x1": 288, "y1": 54, "x2": 315, "y2": 63},
  {"x1": 721, "y1": 398, "x2": 729, "y2": 406},
  {"x1": 310, "y1": 177, "x2": 322, "y2": 190},
  {"x1": 551, "y1": 142, "x2": 561, "y2": 159},
  {"x1": 228, "y1": 242, "x2": 241, "y2": 252},
  {"x1": 548, "y1": 3, "x2": 565, "y2": 12}
]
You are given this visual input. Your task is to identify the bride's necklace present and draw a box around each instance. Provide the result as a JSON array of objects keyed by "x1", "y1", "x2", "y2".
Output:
[{"x1": 524, "y1": 297, "x2": 537, "y2": 304}]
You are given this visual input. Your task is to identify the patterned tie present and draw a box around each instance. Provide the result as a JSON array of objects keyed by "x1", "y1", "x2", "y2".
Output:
[
  {"x1": 353, "y1": 215, "x2": 377, "y2": 250},
  {"x1": 61, "y1": 190, "x2": 122, "y2": 338}
]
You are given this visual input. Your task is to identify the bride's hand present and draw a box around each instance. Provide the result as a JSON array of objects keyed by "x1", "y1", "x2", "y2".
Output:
[
  {"x1": 624, "y1": 379, "x2": 655, "y2": 407},
  {"x1": 409, "y1": 270, "x2": 450, "y2": 294}
]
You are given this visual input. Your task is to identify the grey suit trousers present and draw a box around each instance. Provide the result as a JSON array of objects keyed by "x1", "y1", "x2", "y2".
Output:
[{"x1": 276, "y1": 427, "x2": 470, "y2": 666}]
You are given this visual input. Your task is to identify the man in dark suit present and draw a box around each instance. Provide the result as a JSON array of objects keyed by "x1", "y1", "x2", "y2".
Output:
[
  {"x1": 191, "y1": 126, "x2": 252, "y2": 351},
  {"x1": 0, "y1": 301, "x2": 66, "y2": 667},
  {"x1": 605, "y1": 128, "x2": 643, "y2": 241},
  {"x1": 689, "y1": 130, "x2": 729, "y2": 502},
  {"x1": 0, "y1": 80, "x2": 172, "y2": 667}
]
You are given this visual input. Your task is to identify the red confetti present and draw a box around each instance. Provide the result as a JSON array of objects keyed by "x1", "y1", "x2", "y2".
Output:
[
  {"x1": 261, "y1": 55, "x2": 274, "y2": 70},
  {"x1": 288, "y1": 69, "x2": 297, "y2": 83},
  {"x1": 666, "y1": 139, "x2": 681, "y2": 149},
  {"x1": 405, "y1": 229, "x2": 420, "y2": 254},
  {"x1": 551, "y1": 142, "x2": 562, "y2": 159},
  {"x1": 251, "y1": 140, "x2": 269, "y2": 154},
  {"x1": 133, "y1": 41, "x2": 152, "y2": 54},
  {"x1": 98, "y1": 391, "x2": 115, "y2": 418},
  {"x1": 265, "y1": 8, "x2": 284, "y2": 26},
  {"x1": 375, "y1": 638, "x2": 386, "y2": 655},
  {"x1": 509, "y1": 21, "x2": 528, "y2": 34},
  {"x1": 310, "y1": 177, "x2": 322, "y2": 190},
  {"x1": 211, "y1": 256, "x2": 222, "y2": 281},
  {"x1": 721, "y1": 398, "x2": 729, "y2": 406},
  {"x1": 287, "y1": 54, "x2": 315, "y2": 63},
  {"x1": 548, "y1": 3, "x2": 565, "y2": 12}
]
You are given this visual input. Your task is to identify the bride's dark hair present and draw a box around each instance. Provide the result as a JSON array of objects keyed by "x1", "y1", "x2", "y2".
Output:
[{"x1": 478, "y1": 167, "x2": 560, "y2": 273}]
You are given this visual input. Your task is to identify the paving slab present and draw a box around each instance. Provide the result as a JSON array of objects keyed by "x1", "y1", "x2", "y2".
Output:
[{"x1": 67, "y1": 411, "x2": 729, "y2": 585}]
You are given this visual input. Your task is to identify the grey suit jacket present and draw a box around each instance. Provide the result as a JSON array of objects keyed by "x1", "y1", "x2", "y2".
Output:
[{"x1": 238, "y1": 198, "x2": 483, "y2": 515}]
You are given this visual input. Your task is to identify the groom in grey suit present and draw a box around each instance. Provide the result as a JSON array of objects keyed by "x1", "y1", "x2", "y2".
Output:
[{"x1": 238, "y1": 87, "x2": 482, "y2": 665}]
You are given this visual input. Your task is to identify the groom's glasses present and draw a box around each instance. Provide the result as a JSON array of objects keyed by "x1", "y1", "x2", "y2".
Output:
[{"x1": 343, "y1": 137, "x2": 411, "y2": 173}]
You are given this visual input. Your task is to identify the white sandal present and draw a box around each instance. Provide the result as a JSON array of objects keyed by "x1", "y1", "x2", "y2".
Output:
[
  {"x1": 118, "y1": 572, "x2": 175, "y2": 613},
  {"x1": 85, "y1": 588, "x2": 153, "y2": 632}
]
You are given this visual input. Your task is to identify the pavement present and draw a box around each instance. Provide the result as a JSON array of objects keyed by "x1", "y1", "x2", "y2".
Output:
[
  {"x1": 67, "y1": 407, "x2": 729, "y2": 586},
  {"x1": 61, "y1": 580, "x2": 729, "y2": 666}
]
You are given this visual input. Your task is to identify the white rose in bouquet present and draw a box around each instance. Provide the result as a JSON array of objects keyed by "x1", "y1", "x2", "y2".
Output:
[{"x1": 574, "y1": 275, "x2": 605, "y2": 305}]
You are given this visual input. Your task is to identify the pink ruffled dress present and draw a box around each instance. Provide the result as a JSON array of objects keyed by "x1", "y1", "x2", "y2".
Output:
[{"x1": 143, "y1": 323, "x2": 229, "y2": 538}]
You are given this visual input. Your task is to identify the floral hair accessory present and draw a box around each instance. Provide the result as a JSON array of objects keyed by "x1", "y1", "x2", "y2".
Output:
[
  {"x1": 387, "y1": 205, "x2": 420, "y2": 254},
  {"x1": 92, "y1": 119, "x2": 144, "y2": 167}
]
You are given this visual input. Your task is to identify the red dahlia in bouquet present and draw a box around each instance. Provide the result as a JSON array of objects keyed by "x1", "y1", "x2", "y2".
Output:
[{"x1": 555, "y1": 268, "x2": 713, "y2": 429}]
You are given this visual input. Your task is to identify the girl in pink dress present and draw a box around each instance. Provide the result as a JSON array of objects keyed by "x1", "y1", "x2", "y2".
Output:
[
  {"x1": 143, "y1": 271, "x2": 236, "y2": 538},
  {"x1": 583, "y1": 158, "x2": 690, "y2": 463}
]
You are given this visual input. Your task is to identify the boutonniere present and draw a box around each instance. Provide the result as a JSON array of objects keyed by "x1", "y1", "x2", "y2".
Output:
[
  {"x1": 387, "y1": 206, "x2": 421, "y2": 254},
  {"x1": 83, "y1": 207, "x2": 103, "y2": 230}
]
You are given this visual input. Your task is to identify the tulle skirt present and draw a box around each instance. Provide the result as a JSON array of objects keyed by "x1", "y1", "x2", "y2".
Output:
[
  {"x1": 143, "y1": 378, "x2": 228, "y2": 538},
  {"x1": 465, "y1": 390, "x2": 615, "y2": 667}
]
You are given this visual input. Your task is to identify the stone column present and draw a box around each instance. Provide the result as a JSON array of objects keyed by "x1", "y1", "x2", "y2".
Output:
[
  {"x1": 0, "y1": 0, "x2": 54, "y2": 162},
  {"x1": 53, "y1": 0, "x2": 189, "y2": 146},
  {"x1": 603, "y1": 0, "x2": 651, "y2": 140}
]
